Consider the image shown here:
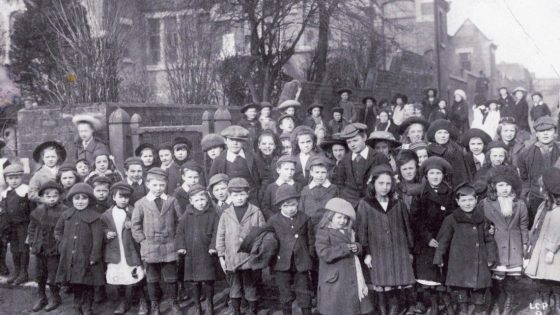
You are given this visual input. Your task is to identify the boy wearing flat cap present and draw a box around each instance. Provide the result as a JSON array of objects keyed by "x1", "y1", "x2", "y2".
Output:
[
  {"x1": 122, "y1": 157, "x2": 147, "y2": 206},
  {"x1": 334, "y1": 123, "x2": 390, "y2": 207},
  {"x1": 261, "y1": 155, "x2": 302, "y2": 220}
]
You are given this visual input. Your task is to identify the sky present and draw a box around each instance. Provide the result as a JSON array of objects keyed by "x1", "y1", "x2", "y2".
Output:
[{"x1": 447, "y1": 0, "x2": 560, "y2": 79}]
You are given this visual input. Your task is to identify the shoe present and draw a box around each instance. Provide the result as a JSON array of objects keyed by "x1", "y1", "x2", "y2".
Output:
[
  {"x1": 6, "y1": 270, "x2": 19, "y2": 284},
  {"x1": 13, "y1": 272, "x2": 28, "y2": 285},
  {"x1": 230, "y1": 298, "x2": 241, "y2": 315},
  {"x1": 32, "y1": 294, "x2": 48, "y2": 312},
  {"x1": 170, "y1": 301, "x2": 182, "y2": 315},
  {"x1": 114, "y1": 300, "x2": 128, "y2": 314},
  {"x1": 150, "y1": 301, "x2": 160, "y2": 315},
  {"x1": 44, "y1": 293, "x2": 62, "y2": 312},
  {"x1": 247, "y1": 301, "x2": 257, "y2": 315},
  {"x1": 137, "y1": 297, "x2": 149, "y2": 315}
]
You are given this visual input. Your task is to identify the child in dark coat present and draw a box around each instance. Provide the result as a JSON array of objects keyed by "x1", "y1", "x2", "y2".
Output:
[
  {"x1": 27, "y1": 181, "x2": 67, "y2": 312},
  {"x1": 268, "y1": 185, "x2": 314, "y2": 315},
  {"x1": 299, "y1": 155, "x2": 338, "y2": 229},
  {"x1": 91, "y1": 175, "x2": 112, "y2": 215},
  {"x1": 176, "y1": 184, "x2": 220, "y2": 315},
  {"x1": 84, "y1": 151, "x2": 124, "y2": 186},
  {"x1": 54, "y1": 183, "x2": 104, "y2": 314},
  {"x1": 434, "y1": 184, "x2": 497, "y2": 314},
  {"x1": 208, "y1": 173, "x2": 230, "y2": 216},
  {"x1": 261, "y1": 155, "x2": 302, "y2": 220},
  {"x1": 122, "y1": 157, "x2": 148, "y2": 206},
  {"x1": 56, "y1": 163, "x2": 80, "y2": 208},
  {"x1": 173, "y1": 161, "x2": 203, "y2": 213}
]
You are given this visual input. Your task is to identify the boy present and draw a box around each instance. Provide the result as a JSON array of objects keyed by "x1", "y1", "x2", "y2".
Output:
[
  {"x1": 238, "y1": 103, "x2": 262, "y2": 144},
  {"x1": 278, "y1": 114, "x2": 296, "y2": 134},
  {"x1": 28, "y1": 181, "x2": 67, "y2": 312},
  {"x1": 327, "y1": 107, "x2": 347, "y2": 135},
  {"x1": 209, "y1": 125, "x2": 261, "y2": 204},
  {"x1": 208, "y1": 173, "x2": 230, "y2": 215},
  {"x1": 299, "y1": 155, "x2": 338, "y2": 226},
  {"x1": 166, "y1": 137, "x2": 193, "y2": 195},
  {"x1": 91, "y1": 175, "x2": 112, "y2": 214},
  {"x1": 131, "y1": 168, "x2": 182, "y2": 315},
  {"x1": 216, "y1": 177, "x2": 265, "y2": 315},
  {"x1": 173, "y1": 161, "x2": 203, "y2": 212},
  {"x1": 201, "y1": 133, "x2": 226, "y2": 179},
  {"x1": 433, "y1": 184, "x2": 497, "y2": 315},
  {"x1": 335, "y1": 123, "x2": 390, "y2": 207},
  {"x1": 122, "y1": 156, "x2": 147, "y2": 205},
  {"x1": 0, "y1": 164, "x2": 33, "y2": 285},
  {"x1": 279, "y1": 132, "x2": 293, "y2": 156},
  {"x1": 267, "y1": 185, "x2": 314, "y2": 315},
  {"x1": 260, "y1": 155, "x2": 302, "y2": 220},
  {"x1": 530, "y1": 92, "x2": 551, "y2": 124}
]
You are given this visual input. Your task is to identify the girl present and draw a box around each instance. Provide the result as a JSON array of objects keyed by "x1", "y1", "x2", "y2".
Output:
[
  {"x1": 511, "y1": 87, "x2": 530, "y2": 133},
  {"x1": 303, "y1": 103, "x2": 326, "y2": 131},
  {"x1": 75, "y1": 159, "x2": 90, "y2": 180},
  {"x1": 427, "y1": 119, "x2": 475, "y2": 188},
  {"x1": 411, "y1": 156, "x2": 456, "y2": 315},
  {"x1": 525, "y1": 167, "x2": 560, "y2": 315},
  {"x1": 449, "y1": 89, "x2": 469, "y2": 133},
  {"x1": 84, "y1": 151, "x2": 123, "y2": 185},
  {"x1": 374, "y1": 108, "x2": 399, "y2": 140},
  {"x1": 422, "y1": 88, "x2": 439, "y2": 119},
  {"x1": 495, "y1": 117, "x2": 526, "y2": 168},
  {"x1": 319, "y1": 136, "x2": 347, "y2": 179},
  {"x1": 357, "y1": 165, "x2": 415, "y2": 315},
  {"x1": 482, "y1": 166, "x2": 527, "y2": 315},
  {"x1": 428, "y1": 99, "x2": 448, "y2": 122},
  {"x1": 258, "y1": 102, "x2": 277, "y2": 132},
  {"x1": 366, "y1": 131, "x2": 401, "y2": 172},
  {"x1": 391, "y1": 93, "x2": 408, "y2": 126},
  {"x1": 54, "y1": 183, "x2": 104, "y2": 314},
  {"x1": 471, "y1": 100, "x2": 501, "y2": 139},
  {"x1": 158, "y1": 144, "x2": 174, "y2": 170},
  {"x1": 291, "y1": 126, "x2": 321, "y2": 185},
  {"x1": 395, "y1": 150, "x2": 423, "y2": 209},
  {"x1": 315, "y1": 125, "x2": 328, "y2": 147},
  {"x1": 56, "y1": 163, "x2": 80, "y2": 207},
  {"x1": 473, "y1": 142, "x2": 518, "y2": 197},
  {"x1": 254, "y1": 130, "x2": 281, "y2": 194},
  {"x1": 409, "y1": 141, "x2": 429, "y2": 166},
  {"x1": 28, "y1": 141, "x2": 67, "y2": 203},
  {"x1": 316, "y1": 198, "x2": 373, "y2": 315},
  {"x1": 460, "y1": 128, "x2": 492, "y2": 172},
  {"x1": 279, "y1": 132, "x2": 293, "y2": 156},
  {"x1": 134, "y1": 143, "x2": 159, "y2": 172},
  {"x1": 201, "y1": 133, "x2": 226, "y2": 180},
  {"x1": 399, "y1": 117, "x2": 429, "y2": 150}
]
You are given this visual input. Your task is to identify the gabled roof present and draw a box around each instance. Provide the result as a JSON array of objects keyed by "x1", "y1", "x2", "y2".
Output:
[{"x1": 453, "y1": 19, "x2": 492, "y2": 42}]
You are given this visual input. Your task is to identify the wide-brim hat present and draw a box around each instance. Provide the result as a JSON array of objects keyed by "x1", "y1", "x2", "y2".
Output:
[
  {"x1": 274, "y1": 184, "x2": 300, "y2": 207},
  {"x1": 135, "y1": 143, "x2": 156, "y2": 156},
  {"x1": 398, "y1": 117, "x2": 430, "y2": 135},
  {"x1": 460, "y1": 128, "x2": 492, "y2": 149},
  {"x1": 38, "y1": 180, "x2": 63, "y2": 195},
  {"x1": 66, "y1": 183, "x2": 95, "y2": 201},
  {"x1": 72, "y1": 114, "x2": 103, "y2": 131},
  {"x1": 241, "y1": 103, "x2": 262, "y2": 113},
  {"x1": 337, "y1": 87, "x2": 353, "y2": 95},
  {"x1": 319, "y1": 135, "x2": 348, "y2": 151},
  {"x1": 512, "y1": 87, "x2": 527, "y2": 94},
  {"x1": 366, "y1": 131, "x2": 401, "y2": 148},
  {"x1": 362, "y1": 96, "x2": 376, "y2": 104},
  {"x1": 325, "y1": 198, "x2": 355, "y2": 221},
  {"x1": 32, "y1": 141, "x2": 67, "y2": 164},
  {"x1": 543, "y1": 167, "x2": 560, "y2": 195},
  {"x1": 307, "y1": 102, "x2": 324, "y2": 113},
  {"x1": 420, "y1": 156, "x2": 452, "y2": 175},
  {"x1": 278, "y1": 100, "x2": 302, "y2": 110},
  {"x1": 426, "y1": 119, "x2": 458, "y2": 142},
  {"x1": 339, "y1": 123, "x2": 368, "y2": 139}
]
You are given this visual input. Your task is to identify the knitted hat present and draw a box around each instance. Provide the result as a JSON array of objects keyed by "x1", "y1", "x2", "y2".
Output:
[
  {"x1": 460, "y1": 128, "x2": 492, "y2": 149},
  {"x1": 3, "y1": 164, "x2": 24, "y2": 177},
  {"x1": 67, "y1": 183, "x2": 95, "y2": 201},
  {"x1": 135, "y1": 143, "x2": 156, "y2": 157},
  {"x1": 201, "y1": 134, "x2": 226, "y2": 152},
  {"x1": 420, "y1": 156, "x2": 452, "y2": 175},
  {"x1": 426, "y1": 119, "x2": 458, "y2": 142},
  {"x1": 32, "y1": 141, "x2": 67, "y2": 164},
  {"x1": 398, "y1": 117, "x2": 429, "y2": 136},
  {"x1": 339, "y1": 123, "x2": 368, "y2": 139},
  {"x1": 220, "y1": 125, "x2": 250, "y2": 141},
  {"x1": 274, "y1": 184, "x2": 300, "y2": 206},
  {"x1": 39, "y1": 180, "x2": 63, "y2": 195},
  {"x1": 228, "y1": 177, "x2": 250, "y2": 191},
  {"x1": 325, "y1": 198, "x2": 355, "y2": 221},
  {"x1": 543, "y1": 167, "x2": 560, "y2": 195},
  {"x1": 454, "y1": 89, "x2": 467, "y2": 100},
  {"x1": 208, "y1": 173, "x2": 229, "y2": 190},
  {"x1": 187, "y1": 184, "x2": 207, "y2": 198}
]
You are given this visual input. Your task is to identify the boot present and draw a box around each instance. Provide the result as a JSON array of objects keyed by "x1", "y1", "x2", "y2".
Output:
[
  {"x1": 13, "y1": 250, "x2": 29, "y2": 285},
  {"x1": 502, "y1": 277, "x2": 518, "y2": 315},
  {"x1": 114, "y1": 300, "x2": 128, "y2": 315},
  {"x1": 247, "y1": 301, "x2": 257, "y2": 315},
  {"x1": 82, "y1": 287, "x2": 94, "y2": 315},
  {"x1": 170, "y1": 300, "x2": 182, "y2": 315},
  {"x1": 137, "y1": 296, "x2": 149, "y2": 315},
  {"x1": 94, "y1": 285, "x2": 107, "y2": 303},
  {"x1": 428, "y1": 292, "x2": 438, "y2": 315},
  {"x1": 0, "y1": 242, "x2": 8, "y2": 275},
  {"x1": 32, "y1": 285, "x2": 48, "y2": 312},
  {"x1": 377, "y1": 292, "x2": 388, "y2": 315},
  {"x1": 150, "y1": 301, "x2": 160, "y2": 315},
  {"x1": 74, "y1": 289, "x2": 84, "y2": 315},
  {"x1": 44, "y1": 285, "x2": 62, "y2": 312},
  {"x1": 203, "y1": 283, "x2": 214, "y2": 315},
  {"x1": 388, "y1": 291, "x2": 400, "y2": 315},
  {"x1": 441, "y1": 292, "x2": 455, "y2": 315},
  {"x1": 6, "y1": 253, "x2": 20, "y2": 284},
  {"x1": 502, "y1": 291, "x2": 513, "y2": 315},
  {"x1": 230, "y1": 298, "x2": 241, "y2": 315}
]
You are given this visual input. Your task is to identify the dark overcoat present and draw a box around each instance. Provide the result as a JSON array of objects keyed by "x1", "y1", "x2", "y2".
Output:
[
  {"x1": 209, "y1": 150, "x2": 261, "y2": 203},
  {"x1": 260, "y1": 182, "x2": 303, "y2": 220},
  {"x1": 267, "y1": 211, "x2": 314, "y2": 272},
  {"x1": 100, "y1": 206, "x2": 142, "y2": 266},
  {"x1": 299, "y1": 183, "x2": 339, "y2": 219},
  {"x1": 518, "y1": 143, "x2": 560, "y2": 198},
  {"x1": 428, "y1": 142, "x2": 475, "y2": 188},
  {"x1": 28, "y1": 203, "x2": 68, "y2": 256},
  {"x1": 72, "y1": 137, "x2": 108, "y2": 165}
]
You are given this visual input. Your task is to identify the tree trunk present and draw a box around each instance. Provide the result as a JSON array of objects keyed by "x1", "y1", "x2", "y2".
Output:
[{"x1": 313, "y1": 1, "x2": 330, "y2": 83}]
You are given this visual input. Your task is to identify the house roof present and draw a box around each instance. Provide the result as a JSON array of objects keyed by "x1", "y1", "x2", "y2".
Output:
[{"x1": 453, "y1": 19, "x2": 492, "y2": 41}]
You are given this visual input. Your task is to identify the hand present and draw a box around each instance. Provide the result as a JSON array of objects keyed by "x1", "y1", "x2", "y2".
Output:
[
  {"x1": 428, "y1": 239, "x2": 439, "y2": 248},
  {"x1": 106, "y1": 231, "x2": 117, "y2": 239},
  {"x1": 487, "y1": 262, "x2": 494, "y2": 267},
  {"x1": 409, "y1": 254, "x2": 414, "y2": 262},
  {"x1": 523, "y1": 244, "x2": 527, "y2": 255},
  {"x1": 219, "y1": 257, "x2": 226, "y2": 272},
  {"x1": 348, "y1": 243, "x2": 358, "y2": 253},
  {"x1": 438, "y1": 263, "x2": 444, "y2": 268},
  {"x1": 177, "y1": 249, "x2": 186, "y2": 255},
  {"x1": 89, "y1": 261, "x2": 96, "y2": 266},
  {"x1": 209, "y1": 249, "x2": 217, "y2": 255},
  {"x1": 545, "y1": 251, "x2": 554, "y2": 264},
  {"x1": 364, "y1": 255, "x2": 373, "y2": 269},
  {"x1": 124, "y1": 221, "x2": 132, "y2": 229}
]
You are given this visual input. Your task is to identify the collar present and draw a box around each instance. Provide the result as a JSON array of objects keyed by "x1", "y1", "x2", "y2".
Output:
[
  {"x1": 226, "y1": 149, "x2": 246, "y2": 163},
  {"x1": 275, "y1": 178, "x2": 295, "y2": 186},
  {"x1": 160, "y1": 162, "x2": 172, "y2": 170},
  {"x1": 112, "y1": 205, "x2": 128, "y2": 212},
  {"x1": 281, "y1": 212, "x2": 295, "y2": 220},
  {"x1": 309, "y1": 179, "x2": 332, "y2": 189},
  {"x1": 352, "y1": 146, "x2": 369, "y2": 161},
  {"x1": 1, "y1": 184, "x2": 29, "y2": 199},
  {"x1": 146, "y1": 192, "x2": 168, "y2": 201},
  {"x1": 127, "y1": 178, "x2": 143, "y2": 186}
]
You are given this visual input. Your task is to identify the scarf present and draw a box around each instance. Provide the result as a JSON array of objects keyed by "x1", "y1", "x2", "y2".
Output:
[{"x1": 497, "y1": 196, "x2": 514, "y2": 217}]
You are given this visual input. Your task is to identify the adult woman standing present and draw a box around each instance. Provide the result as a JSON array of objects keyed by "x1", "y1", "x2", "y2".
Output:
[
  {"x1": 71, "y1": 114, "x2": 108, "y2": 165},
  {"x1": 28, "y1": 141, "x2": 67, "y2": 203},
  {"x1": 449, "y1": 90, "x2": 470, "y2": 134}
]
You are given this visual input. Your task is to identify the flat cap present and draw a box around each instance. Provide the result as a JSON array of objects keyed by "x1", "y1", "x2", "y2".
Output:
[
  {"x1": 58, "y1": 163, "x2": 77, "y2": 173},
  {"x1": 325, "y1": 198, "x2": 355, "y2": 221},
  {"x1": 90, "y1": 175, "x2": 112, "y2": 186},
  {"x1": 339, "y1": 123, "x2": 368, "y2": 139},
  {"x1": 277, "y1": 114, "x2": 296, "y2": 125},
  {"x1": 187, "y1": 184, "x2": 207, "y2": 198},
  {"x1": 124, "y1": 157, "x2": 143, "y2": 169},
  {"x1": 486, "y1": 141, "x2": 508, "y2": 152},
  {"x1": 3, "y1": 164, "x2": 24, "y2": 176},
  {"x1": 220, "y1": 125, "x2": 250, "y2": 141},
  {"x1": 274, "y1": 184, "x2": 300, "y2": 207},
  {"x1": 228, "y1": 177, "x2": 250, "y2": 191},
  {"x1": 110, "y1": 182, "x2": 133, "y2": 194},
  {"x1": 181, "y1": 161, "x2": 203, "y2": 174},
  {"x1": 201, "y1": 133, "x2": 226, "y2": 152},
  {"x1": 39, "y1": 180, "x2": 63, "y2": 195},
  {"x1": 533, "y1": 116, "x2": 556, "y2": 131},
  {"x1": 305, "y1": 155, "x2": 334, "y2": 171},
  {"x1": 146, "y1": 167, "x2": 168, "y2": 180},
  {"x1": 409, "y1": 141, "x2": 428, "y2": 152},
  {"x1": 208, "y1": 173, "x2": 229, "y2": 190},
  {"x1": 276, "y1": 155, "x2": 298, "y2": 168}
]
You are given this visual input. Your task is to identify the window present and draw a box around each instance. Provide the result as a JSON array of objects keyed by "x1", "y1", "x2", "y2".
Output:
[
  {"x1": 165, "y1": 17, "x2": 179, "y2": 63},
  {"x1": 147, "y1": 18, "x2": 161, "y2": 64},
  {"x1": 221, "y1": 33, "x2": 236, "y2": 58},
  {"x1": 459, "y1": 52, "x2": 472, "y2": 71}
]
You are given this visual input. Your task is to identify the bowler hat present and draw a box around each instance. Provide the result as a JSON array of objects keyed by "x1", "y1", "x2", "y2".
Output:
[
  {"x1": 278, "y1": 100, "x2": 301, "y2": 110},
  {"x1": 66, "y1": 183, "x2": 95, "y2": 201},
  {"x1": 534, "y1": 116, "x2": 556, "y2": 131},
  {"x1": 135, "y1": 143, "x2": 156, "y2": 157},
  {"x1": 32, "y1": 141, "x2": 67, "y2": 164},
  {"x1": 241, "y1": 103, "x2": 262, "y2": 113},
  {"x1": 543, "y1": 167, "x2": 560, "y2": 195},
  {"x1": 228, "y1": 177, "x2": 250, "y2": 191},
  {"x1": 110, "y1": 182, "x2": 133, "y2": 194},
  {"x1": 339, "y1": 123, "x2": 368, "y2": 139},
  {"x1": 426, "y1": 119, "x2": 458, "y2": 142},
  {"x1": 201, "y1": 134, "x2": 226, "y2": 152},
  {"x1": 220, "y1": 125, "x2": 250, "y2": 141},
  {"x1": 187, "y1": 184, "x2": 207, "y2": 198},
  {"x1": 325, "y1": 198, "x2": 355, "y2": 221},
  {"x1": 208, "y1": 173, "x2": 229, "y2": 190},
  {"x1": 420, "y1": 156, "x2": 452, "y2": 175},
  {"x1": 72, "y1": 114, "x2": 103, "y2": 131},
  {"x1": 366, "y1": 131, "x2": 401, "y2": 148},
  {"x1": 3, "y1": 164, "x2": 24, "y2": 177},
  {"x1": 460, "y1": 128, "x2": 492, "y2": 149},
  {"x1": 398, "y1": 117, "x2": 429, "y2": 136},
  {"x1": 274, "y1": 184, "x2": 300, "y2": 207},
  {"x1": 38, "y1": 180, "x2": 63, "y2": 195}
]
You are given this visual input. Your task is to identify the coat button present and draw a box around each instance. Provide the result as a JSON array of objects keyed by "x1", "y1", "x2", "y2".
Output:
[
  {"x1": 74, "y1": 236, "x2": 77, "y2": 239},
  {"x1": 473, "y1": 227, "x2": 476, "y2": 230},
  {"x1": 476, "y1": 243, "x2": 479, "y2": 247},
  {"x1": 294, "y1": 234, "x2": 299, "y2": 239}
]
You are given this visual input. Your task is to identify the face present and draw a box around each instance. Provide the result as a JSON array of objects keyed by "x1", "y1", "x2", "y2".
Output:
[
  {"x1": 281, "y1": 139, "x2": 292, "y2": 155},
  {"x1": 315, "y1": 128, "x2": 326, "y2": 139},
  {"x1": 499, "y1": 89, "x2": 507, "y2": 97},
  {"x1": 207, "y1": 147, "x2": 223, "y2": 160},
  {"x1": 396, "y1": 98, "x2": 404, "y2": 106},
  {"x1": 469, "y1": 138, "x2": 484, "y2": 155},
  {"x1": 416, "y1": 149, "x2": 428, "y2": 165},
  {"x1": 428, "y1": 90, "x2": 435, "y2": 97},
  {"x1": 212, "y1": 182, "x2": 229, "y2": 201},
  {"x1": 489, "y1": 148, "x2": 506, "y2": 166},
  {"x1": 280, "y1": 199, "x2": 298, "y2": 217},
  {"x1": 341, "y1": 92, "x2": 349, "y2": 100},
  {"x1": 42, "y1": 189, "x2": 60, "y2": 207},
  {"x1": 333, "y1": 112, "x2": 342, "y2": 121},
  {"x1": 230, "y1": 191, "x2": 249, "y2": 207},
  {"x1": 310, "y1": 165, "x2": 328, "y2": 184},
  {"x1": 5, "y1": 175, "x2": 22, "y2": 188},
  {"x1": 95, "y1": 155, "x2": 109, "y2": 172},
  {"x1": 366, "y1": 100, "x2": 374, "y2": 107},
  {"x1": 374, "y1": 141, "x2": 390, "y2": 156},
  {"x1": 42, "y1": 148, "x2": 59, "y2": 168},
  {"x1": 407, "y1": 124, "x2": 424, "y2": 143},
  {"x1": 77, "y1": 123, "x2": 94, "y2": 141},
  {"x1": 434, "y1": 130, "x2": 450, "y2": 145},
  {"x1": 93, "y1": 184, "x2": 110, "y2": 201},
  {"x1": 346, "y1": 134, "x2": 367, "y2": 153},
  {"x1": 285, "y1": 107, "x2": 296, "y2": 116},
  {"x1": 532, "y1": 95, "x2": 542, "y2": 103},
  {"x1": 427, "y1": 169, "x2": 444, "y2": 187},
  {"x1": 298, "y1": 134, "x2": 314, "y2": 154},
  {"x1": 258, "y1": 135, "x2": 276, "y2": 156},
  {"x1": 245, "y1": 108, "x2": 258, "y2": 120},
  {"x1": 60, "y1": 170, "x2": 77, "y2": 188},
  {"x1": 174, "y1": 147, "x2": 188, "y2": 161},
  {"x1": 277, "y1": 162, "x2": 296, "y2": 181},
  {"x1": 279, "y1": 118, "x2": 295, "y2": 132},
  {"x1": 126, "y1": 164, "x2": 143, "y2": 182},
  {"x1": 182, "y1": 169, "x2": 200, "y2": 186},
  {"x1": 379, "y1": 112, "x2": 389, "y2": 123},
  {"x1": 311, "y1": 108, "x2": 321, "y2": 117},
  {"x1": 489, "y1": 103, "x2": 497, "y2": 111},
  {"x1": 140, "y1": 149, "x2": 154, "y2": 167},
  {"x1": 159, "y1": 149, "x2": 173, "y2": 166},
  {"x1": 500, "y1": 124, "x2": 516, "y2": 142},
  {"x1": 438, "y1": 100, "x2": 446, "y2": 109},
  {"x1": 189, "y1": 192, "x2": 208, "y2": 211},
  {"x1": 536, "y1": 128, "x2": 556, "y2": 144},
  {"x1": 73, "y1": 193, "x2": 90, "y2": 210},
  {"x1": 454, "y1": 94, "x2": 462, "y2": 102},
  {"x1": 495, "y1": 181, "x2": 512, "y2": 197},
  {"x1": 76, "y1": 161, "x2": 90, "y2": 177},
  {"x1": 332, "y1": 144, "x2": 346, "y2": 161},
  {"x1": 331, "y1": 213, "x2": 349, "y2": 229},
  {"x1": 514, "y1": 91, "x2": 524, "y2": 100},
  {"x1": 147, "y1": 178, "x2": 166, "y2": 197},
  {"x1": 374, "y1": 174, "x2": 393, "y2": 197},
  {"x1": 113, "y1": 191, "x2": 130, "y2": 208},
  {"x1": 457, "y1": 195, "x2": 477, "y2": 212},
  {"x1": 225, "y1": 138, "x2": 243, "y2": 154},
  {"x1": 260, "y1": 107, "x2": 271, "y2": 118},
  {"x1": 400, "y1": 160, "x2": 417, "y2": 182}
]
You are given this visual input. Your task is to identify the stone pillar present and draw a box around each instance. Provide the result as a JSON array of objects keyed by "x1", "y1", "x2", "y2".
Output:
[
  {"x1": 130, "y1": 113, "x2": 142, "y2": 154},
  {"x1": 213, "y1": 107, "x2": 231, "y2": 135},
  {"x1": 108, "y1": 108, "x2": 130, "y2": 171},
  {"x1": 201, "y1": 110, "x2": 211, "y2": 135}
]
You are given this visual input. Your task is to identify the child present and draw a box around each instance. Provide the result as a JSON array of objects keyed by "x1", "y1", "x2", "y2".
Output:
[
  {"x1": 135, "y1": 143, "x2": 158, "y2": 172},
  {"x1": 278, "y1": 114, "x2": 296, "y2": 134},
  {"x1": 268, "y1": 185, "x2": 314, "y2": 315},
  {"x1": 303, "y1": 102, "x2": 326, "y2": 131},
  {"x1": 131, "y1": 167, "x2": 182, "y2": 315},
  {"x1": 27, "y1": 181, "x2": 67, "y2": 312},
  {"x1": 460, "y1": 128, "x2": 492, "y2": 172},
  {"x1": 409, "y1": 141, "x2": 429, "y2": 166},
  {"x1": 291, "y1": 126, "x2": 320, "y2": 185},
  {"x1": 481, "y1": 166, "x2": 527, "y2": 314},
  {"x1": 337, "y1": 88, "x2": 358, "y2": 123},
  {"x1": 123, "y1": 157, "x2": 147, "y2": 206},
  {"x1": 315, "y1": 198, "x2": 373, "y2": 315},
  {"x1": 373, "y1": 108, "x2": 399, "y2": 139},
  {"x1": 28, "y1": 140, "x2": 67, "y2": 203},
  {"x1": 84, "y1": 151, "x2": 123, "y2": 185},
  {"x1": 471, "y1": 100, "x2": 501, "y2": 139},
  {"x1": 166, "y1": 137, "x2": 193, "y2": 194},
  {"x1": 496, "y1": 117, "x2": 526, "y2": 168},
  {"x1": 173, "y1": 161, "x2": 203, "y2": 212},
  {"x1": 54, "y1": 183, "x2": 104, "y2": 314},
  {"x1": 366, "y1": 131, "x2": 401, "y2": 171},
  {"x1": 525, "y1": 167, "x2": 560, "y2": 315},
  {"x1": 434, "y1": 184, "x2": 497, "y2": 315},
  {"x1": 215, "y1": 177, "x2": 266, "y2": 315},
  {"x1": 208, "y1": 173, "x2": 230, "y2": 215},
  {"x1": 101, "y1": 182, "x2": 148, "y2": 315},
  {"x1": 0, "y1": 164, "x2": 32, "y2": 285},
  {"x1": 299, "y1": 155, "x2": 338, "y2": 226},
  {"x1": 158, "y1": 143, "x2": 174, "y2": 170},
  {"x1": 56, "y1": 163, "x2": 80, "y2": 207},
  {"x1": 261, "y1": 155, "x2": 302, "y2": 219},
  {"x1": 530, "y1": 92, "x2": 551, "y2": 124},
  {"x1": 357, "y1": 164, "x2": 415, "y2": 315},
  {"x1": 391, "y1": 93, "x2": 408, "y2": 126},
  {"x1": 280, "y1": 131, "x2": 293, "y2": 156},
  {"x1": 254, "y1": 130, "x2": 281, "y2": 200},
  {"x1": 238, "y1": 103, "x2": 262, "y2": 144},
  {"x1": 328, "y1": 107, "x2": 347, "y2": 135},
  {"x1": 176, "y1": 184, "x2": 220, "y2": 315},
  {"x1": 410, "y1": 156, "x2": 456, "y2": 314},
  {"x1": 319, "y1": 136, "x2": 347, "y2": 179},
  {"x1": 72, "y1": 114, "x2": 109, "y2": 165},
  {"x1": 91, "y1": 175, "x2": 112, "y2": 214},
  {"x1": 278, "y1": 100, "x2": 301, "y2": 125},
  {"x1": 201, "y1": 133, "x2": 226, "y2": 179},
  {"x1": 75, "y1": 158, "x2": 91, "y2": 180},
  {"x1": 259, "y1": 101, "x2": 277, "y2": 132},
  {"x1": 428, "y1": 99, "x2": 448, "y2": 123}
]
